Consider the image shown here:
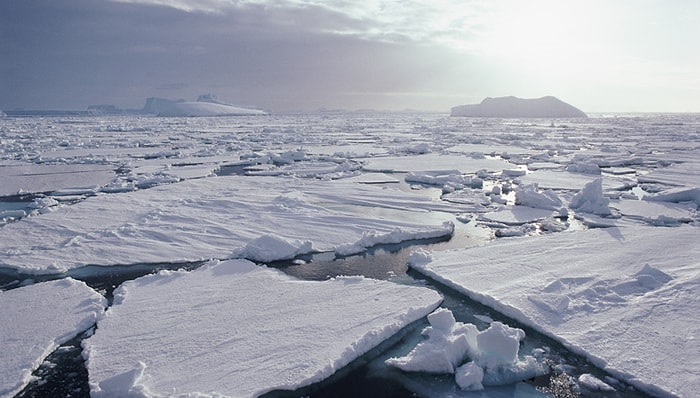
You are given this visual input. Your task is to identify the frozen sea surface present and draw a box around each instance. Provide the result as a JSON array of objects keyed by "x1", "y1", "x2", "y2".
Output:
[{"x1": 1, "y1": 112, "x2": 699, "y2": 397}]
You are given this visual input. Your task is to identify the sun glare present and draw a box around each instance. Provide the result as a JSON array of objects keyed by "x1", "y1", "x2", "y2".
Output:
[{"x1": 474, "y1": 1, "x2": 611, "y2": 86}]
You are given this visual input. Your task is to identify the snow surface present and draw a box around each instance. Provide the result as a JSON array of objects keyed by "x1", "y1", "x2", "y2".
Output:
[
  {"x1": 409, "y1": 225, "x2": 700, "y2": 397},
  {"x1": 83, "y1": 259, "x2": 442, "y2": 397},
  {"x1": 0, "y1": 278, "x2": 106, "y2": 398}
]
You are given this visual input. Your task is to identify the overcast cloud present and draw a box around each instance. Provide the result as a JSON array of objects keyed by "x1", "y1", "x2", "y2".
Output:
[{"x1": 1, "y1": 0, "x2": 698, "y2": 112}]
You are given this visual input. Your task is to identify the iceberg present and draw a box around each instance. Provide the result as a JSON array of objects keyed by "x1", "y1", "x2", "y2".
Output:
[
  {"x1": 409, "y1": 226, "x2": 700, "y2": 398},
  {"x1": 451, "y1": 96, "x2": 587, "y2": 118},
  {"x1": 141, "y1": 95, "x2": 266, "y2": 117},
  {"x1": 84, "y1": 259, "x2": 442, "y2": 397},
  {"x1": 0, "y1": 279, "x2": 106, "y2": 398}
]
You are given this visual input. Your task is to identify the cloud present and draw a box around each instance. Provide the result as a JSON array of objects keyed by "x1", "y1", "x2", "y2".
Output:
[
  {"x1": 109, "y1": 0, "x2": 492, "y2": 49},
  {"x1": 2, "y1": 0, "x2": 699, "y2": 112}
]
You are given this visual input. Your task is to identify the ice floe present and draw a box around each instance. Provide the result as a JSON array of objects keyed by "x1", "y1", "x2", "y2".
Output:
[
  {"x1": 83, "y1": 259, "x2": 442, "y2": 397},
  {"x1": 0, "y1": 278, "x2": 106, "y2": 398},
  {"x1": 0, "y1": 177, "x2": 454, "y2": 273},
  {"x1": 409, "y1": 225, "x2": 700, "y2": 397},
  {"x1": 0, "y1": 163, "x2": 116, "y2": 197}
]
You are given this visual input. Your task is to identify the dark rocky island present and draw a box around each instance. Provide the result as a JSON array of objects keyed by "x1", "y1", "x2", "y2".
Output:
[{"x1": 451, "y1": 96, "x2": 587, "y2": 118}]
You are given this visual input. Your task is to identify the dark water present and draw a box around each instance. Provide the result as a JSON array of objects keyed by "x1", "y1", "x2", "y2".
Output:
[{"x1": 5, "y1": 235, "x2": 653, "y2": 398}]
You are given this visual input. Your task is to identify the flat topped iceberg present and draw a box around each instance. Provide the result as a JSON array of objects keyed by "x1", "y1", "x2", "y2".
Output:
[
  {"x1": 451, "y1": 96, "x2": 587, "y2": 118},
  {"x1": 141, "y1": 95, "x2": 266, "y2": 117},
  {"x1": 0, "y1": 278, "x2": 106, "y2": 398},
  {"x1": 83, "y1": 259, "x2": 443, "y2": 397},
  {"x1": 409, "y1": 226, "x2": 700, "y2": 398}
]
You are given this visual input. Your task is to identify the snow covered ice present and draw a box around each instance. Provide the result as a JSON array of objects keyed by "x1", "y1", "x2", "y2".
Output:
[
  {"x1": 409, "y1": 226, "x2": 700, "y2": 397},
  {"x1": 83, "y1": 259, "x2": 442, "y2": 397},
  {"x1": 1, "y1": 112, "x2": 700, "y2": 397},
  {"x1": 0, "y1": 278, "x2": 106, "y2": 398}
]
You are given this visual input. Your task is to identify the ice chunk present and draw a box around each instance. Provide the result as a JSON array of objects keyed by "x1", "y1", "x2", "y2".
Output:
[
  {"x1": 578, "y1": 373, "x2": 615, "y2": 392},
  {"x1": 514, "y1": 183, "x2": 563, "y2": 210},
  {"x1": 455, "y1": 361, "x2": 484, "y2": 391},
  {"x1": 385, "y1": 308, "x2": 477, "y2": 374},
  {"x1": 84, "y1": 259, "x2": 442, "y2": 397},
  {"x1": 335, "y1": 221, "x2": 454, "y2": 256},
  {"x1": 566, "y1": 161, "x2": 601, "y2": 175},
  {"x1": 644, "y1": 187, "x2": 700, "y2": 206},
  {"x1": 0, "y1": 278, "x2": 106, "y2": 398},
  {"x1": 385, "y1": 308, "x2": 547, "y2": 390},
  {"x1": 236, "y1": 234, "x2": 313, "y2": 262},
  {"x1": 569, "y1": 177, "x2": 612, "y2": 215},
  {"x1": 475, "y1": 321, "x2": 524, "y2": 368}
]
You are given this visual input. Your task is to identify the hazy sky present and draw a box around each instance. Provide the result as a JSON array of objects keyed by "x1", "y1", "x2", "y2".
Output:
[{"x1": 2, "y1": 0, "x2": 698, "y2": 112}]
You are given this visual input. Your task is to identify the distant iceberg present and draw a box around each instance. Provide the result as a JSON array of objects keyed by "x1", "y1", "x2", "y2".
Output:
[
  {"x1": 141, "y1": 94, "x2": 267, "y2": 117},
  {"x1": 451, "y1": 96, "x2": 587, "y2": 118}
]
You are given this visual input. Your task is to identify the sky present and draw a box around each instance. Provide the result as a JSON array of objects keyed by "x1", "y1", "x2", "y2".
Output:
[{"x1": 1, "y1": 0, "x2": 699, "y2": 113}]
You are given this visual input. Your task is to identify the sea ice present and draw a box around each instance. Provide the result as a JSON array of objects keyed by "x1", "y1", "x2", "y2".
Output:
[
  {"x1": 409, "y1": 225, "x2": 700, "y2": 397},
  {"x1": 0, "y1": 176, "x2": 454, "y2": 273},
  {"x1": 611, "y1": 198, "x2": 696, "y2": 225},
  {"x1": 518, "y1": 170, "x2": 630, "y2": 191},
  {"x1": 479, "y1": 206, "x2": 556, "y2": 226},
  {"x1": 0, "y1": 278, "x2": 106, "y2": 398},
  {"x1": 0, "y1": 163, "x2": 116, "y2": 197},
  {"x1": 514, "y1": 183, "x2": 563, "y2": 210},
  {"x1": 362, "y1": 153, "x2": 509, "y2": 174},
  {"x1": 83, "y1": 259, "x2": 442, "y2": 397}
]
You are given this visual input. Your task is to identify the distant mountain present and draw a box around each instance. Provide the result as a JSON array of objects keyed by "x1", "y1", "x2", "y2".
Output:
[
  {"x1": 451, "y1": 96, "x2": 587, "y2": 118},
  {"x1": 142, "y1": 95, "x2": 267, "y2": 117}
]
